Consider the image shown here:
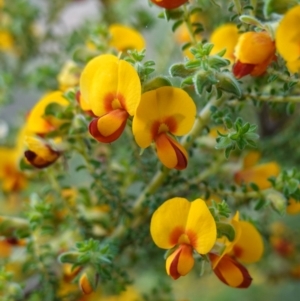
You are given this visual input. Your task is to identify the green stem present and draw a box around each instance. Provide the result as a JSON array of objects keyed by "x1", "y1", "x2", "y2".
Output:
[
  {"x1": 183, "y1": 5, "x2": 198, "y2": 46},
  {"x1": 244, "y1": 94, "x2": 300, "y2": 103},
  {"x1": 233, "y1": 0, "x2": 242, "y2": 15}
]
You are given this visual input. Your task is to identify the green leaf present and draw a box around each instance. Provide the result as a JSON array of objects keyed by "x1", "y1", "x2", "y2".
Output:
[
  {"x1": 216, "y1": 72, "x2": 242, "y2": 98},
  {"x1": 264, "y1": 0, "x2": 299, "y2": 17},
  {"x1": 169, "y1": 63, "x2": 196, "y2": 78},
  {"x1": 216, "y1": 222, "x2": 236, "y2": 241}
]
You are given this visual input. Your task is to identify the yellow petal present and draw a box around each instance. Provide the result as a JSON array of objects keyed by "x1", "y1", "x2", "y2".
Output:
[
  {"x1": 109, "y1": 24, "x2": 145, "y2": 51},
  {"x1": 243, "y1": 151, "x2": 261, "y2": 169},
  {"x1": 210, "y1": 253, "x2": 252, "y2": 288},
  {"x1": 150, "y1": 197, "x2": 191, "y2": 249},
  {"x1": 186, "y1": 198, "x2": 217, "y2": 254},
  {"x1": 87, "y1": 58, "x2": 141, "y2": 116},
  {"x1": 286, "y1": 59, "x2": 300, "y2": 73},
  {"x1": 210, "y1": 23, "x2": 239, "y2": 62},
  {"x1": 79, "y1": 54, "x2": 118, "y2": 109},
  {"x1": 26, "y1": 91, "x2": 69, "y2": 134},
  {"x1": 166, "y1": 244, "x2": 194, "y2": 279},
  {"x1": 287, "y1": 198, "x2": 300, "y2": 215},
  {"x1": 235, "y1": 31, "x2": 275, "y2": 65},
  {"x1": 276, "y1": 5, "x2": 300, "y2": 63},
  {"x1": 232, "y1": 221, "x2": 264, "y2": 264},
  {"x1": 132, "y1": 87, "x2": 196, "y2": 148},
  {"x1": 0, "y1": 30, "x2": 14, "y2": 51},
  {"x1": 234, "y1": 162, "x2": 280, "y2": 190},
  {"x1": 155, "y1": 133, "x2": 188, "y2": 170}
]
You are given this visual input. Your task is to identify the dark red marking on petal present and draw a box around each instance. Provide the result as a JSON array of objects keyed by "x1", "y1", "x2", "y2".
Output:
[
  {"x1": 210, "y1": 254, "x2": 252, "y2": 288},
  {"x1": 168, "y1": 138, "x2": 187, "y2": 170},
  {"x1": 233, "y1": 61, "x2": 256, "y2": 79},
  {"x1": 168, "y1": 248, "x2": 182, "y2": 280},
  {"x1": 169, "y1": 226, "x2": 185, "y2": 246},
  {"x1": 24, "y1": 149, "x2": 60, "y2": 169},
  {"x1": 89, "y1": 110, "x2": 128, "y2": 143}
]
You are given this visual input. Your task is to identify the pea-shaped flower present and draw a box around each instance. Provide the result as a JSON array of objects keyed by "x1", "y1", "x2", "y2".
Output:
[
  {"x1": 80, "y1": 54, "x2": 141, "y2": 143},
  {"x1": 276, "y1": 5, "x2": 300, "y2": 73},
  {"x1": 132, "y1": 87, "x2": 196, "y2": 170},
  {"x1": 233, "y1": 31, "x2": 276, "y2": 78},
  {"x1": 150, "y1": 197, "x2": 217, "y2": 280},
  {"x1": 209, "y1": 212, "x2": 264, "y2": 288}
]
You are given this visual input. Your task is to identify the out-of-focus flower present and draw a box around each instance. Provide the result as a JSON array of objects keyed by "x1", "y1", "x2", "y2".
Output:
[
  {"x1": 269, "y1": 222, "x2": 295, "y2": 257},
  {"x1": 26, "y1": 91, "x2": 69, "y2": 135},
  {"x1": 286, "y1": 198, "x2": 300, "y2": 214},
  {"x1": 210, "y1": 212, "x2": 264, "y2": 288},
  {"x1": 57, "y1": 61, "x2": 81, "y2": 92},
  {"x1": 0, "y1": 127, "x2": 28, "y2": 192},
  {"x1": 0, "y1": 238, "x2": 26, "y2": 258},
  {"x1": 80, "y1": 54, "x2": 141, "y2": 143},
  {"x1": 234, "y1": 151, "x2": 280, "y2": 190},
  {"x1": 150, "y1": 0, "x2": 189, "y2": 9},
  {"x1": 210, "y1": 23, "x2": 239, "y2": 63},
  {"x1": 276, "y1": 5, "x2": 300, "y2": 73},
  {"x1": 108, "y1": 24, "x2": 145, "y2": 52},
  {"x1": 150, "y1": 197, "x2": 216, "y2": 279},
  {"x1": 0, "y1": 148, "x2": 26, "y2": 192},
  {"x1": 132, "y1": 86, "x2": 196, "y2": 170},
  {"x1": 0, "y1": 29, "x2": 14, "y2": 52},
  {"x1": 24, "y1": 136, "x2": 60, "y2": 169},
  {"x1": 233, "y1": 31, "x2": 276, "y2": 78},
  {"x1": 99, "y1": 286, "x2": 142, "y2": 301}
]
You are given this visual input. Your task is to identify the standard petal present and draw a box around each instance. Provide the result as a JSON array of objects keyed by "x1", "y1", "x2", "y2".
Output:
[
  {"x1": 150, "y1": 197, "x2": 191, "y2": 249},
  {"x1": 26, "y1": 91, "x2": 69, "y2": 134},
  {"x1": 276, "y1": 5, "x2": 300, "y2": 63},
  {"x1": 109, "y1": 24, "x2": 145, "y2": 51},
  {"x1": 88, "y1": 59, "x2": 141, "y2": 117},
  {"x1": 210, "y1": 253, "x2": 252, "y2": 288},
  {"x1": 89, "y1": 109, "x2": 128, "y2": 143},
  {"x1": 232, "y1": 221, "x2": 264, "y2": 264},
  {"x1": 186, "y1": 198, "x2": 217, "y2": 254},
  {"x1": 243, "y1": 151, "x2": 261, "y2": 169},
  {"x1": 79, "y1": 54, "x2": 118, "y2": 110},
  {"x1": 210, "y1": 23, "x2": 239, "y2": 62},
  {"x1": 155, "y1": 133, "x2": 188, "y2": 170},
  {"x1": 166, "y1": 244, "x2": 194, "y2": 280},
  {"x1": 287, "y1": 198, "x2": 300, "y2": 215}
]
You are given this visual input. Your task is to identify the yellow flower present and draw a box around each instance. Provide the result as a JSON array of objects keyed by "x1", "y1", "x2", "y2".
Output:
[
  {"x1": 150, "y1": 197, "x2": 217, "y2": 279},
  {"x1": 0, "y1": 238, "x2": 26, "y2": 258},
  {"x1": 210, "y1": 212, "x2": 264, "y2": 288},
  {"x1": 26, "y1": 91, "x2": 69, "y2": 135},
  {"x1": 233, "y1": 31, "x2": 276, "y2": 78},
  {"x1": 0, "y1": 127, "x2": 28, "y2": 192},
  {"x1": 79, "y1": 272, "x2": 94, "y2": 295},
  {"x1": 0, "y1": 30, "x2": 14, "y2": 51},
  {"x1": 210, "y1": 23, "x2": 239, "y2": 63},
  {"x1": 276, "y1": 5, "x2": 300, "y2": 73},
  {"x1": 234, "y1": 151, "x2": 280, "y2": 190},
  {"x1": 132, "y1": 87, "x2": 196, "y2": 170},
  {"x1": 80, "y1": 54, "x2": 141, "y2": 143},
  {"x1": 24, "y1": 136, "x2": 60, "y2": 169},
  {"x1": 286, "y1": 198, "x2": 300, "y2": 214},
  {"x1": 108, "y1": 24, "x2": 145, "y2": 52}
]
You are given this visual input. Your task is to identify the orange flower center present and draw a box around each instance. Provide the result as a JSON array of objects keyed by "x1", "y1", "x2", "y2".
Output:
[
  {"x1": 169, "y1": 226, "x2": 197, "y2": 248},
  {"x1": 151, "y1": 116, "x2": 177, "y2": 139},
  {"x1": 104, "y1": 92, "x2": 126, "y2": 112}
]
